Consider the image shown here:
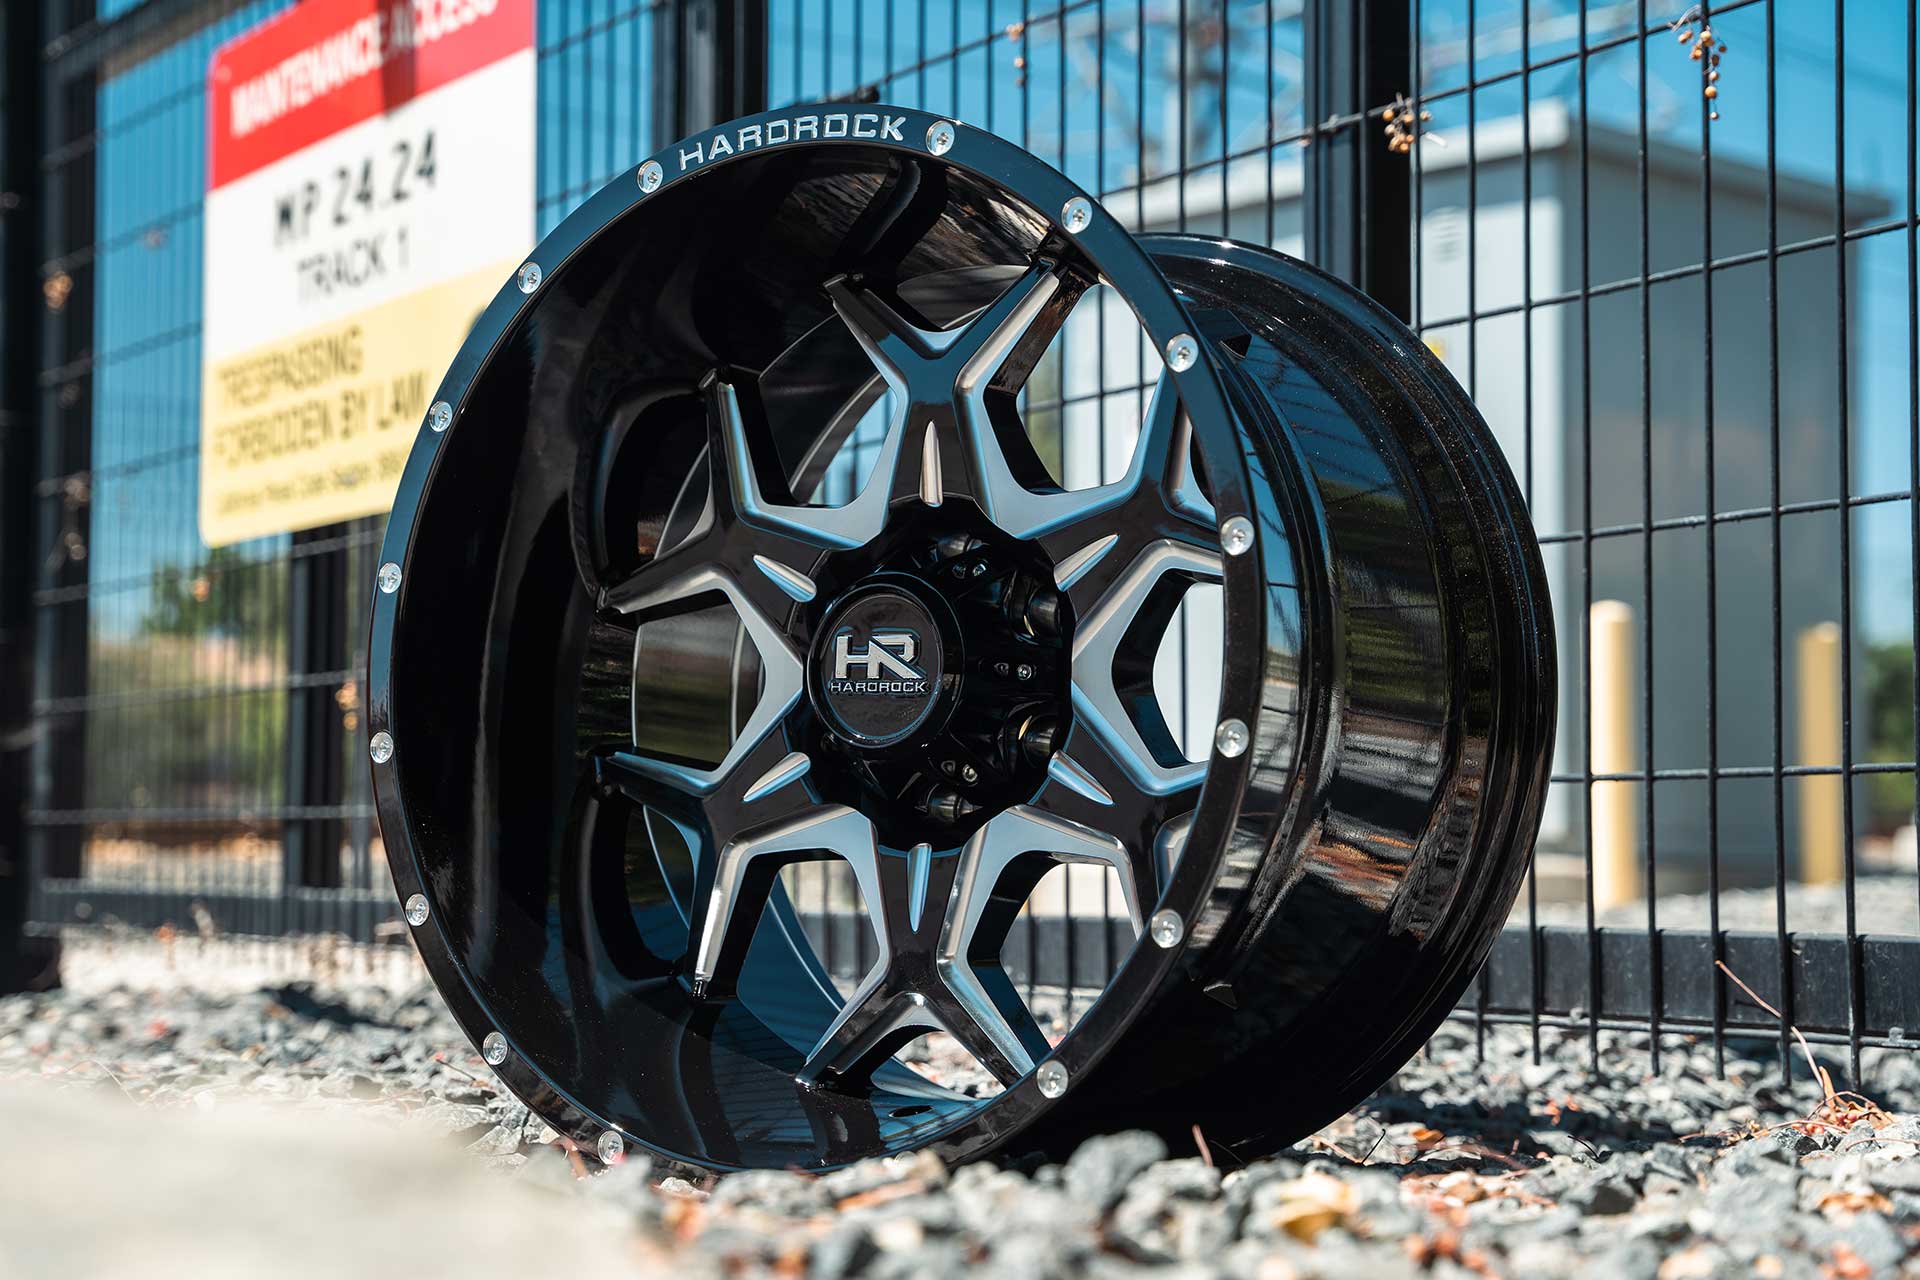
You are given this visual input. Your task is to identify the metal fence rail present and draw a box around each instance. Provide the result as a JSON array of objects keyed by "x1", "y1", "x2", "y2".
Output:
[{"x1": 5, "y1": 0, "x2": 1917, "y2": 1085}]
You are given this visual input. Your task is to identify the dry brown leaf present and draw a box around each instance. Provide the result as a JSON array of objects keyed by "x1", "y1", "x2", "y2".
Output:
[
  {"x1": 1403, "y1": 1230, "x2": 1497, "y2": 1277},
  {"x1": 1821, "y1": 1243, "x2": 1874, "y2": 1280},
  {"x1": 1264, "y1": 1171, "x2": 1358, "y2": 1243},
  {"x1": 1403, "y1": 1168, "x2": 1551, "y2": 1223},
  {"x1": 834, "y1": 1178, "x2": 928, "y2": 1212},
  {"x1": 771, "y1": 1241, "x2": 810, "y2": 1279},
  {"x1": 1815, "y1": 1188, "x2": 1893, "y2": 1218},
  {"x1": 1658, "y1": 1245, "x2": 1718, "y2": 1280},
  {"x1": 662, "y1": 1196, "x2": 705, "y2": 1243}
]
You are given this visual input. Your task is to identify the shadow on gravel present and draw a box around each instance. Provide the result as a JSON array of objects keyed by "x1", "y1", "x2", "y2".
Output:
[{"x1": 262, "y1": 983, "x2": 405, "y2": 1032}]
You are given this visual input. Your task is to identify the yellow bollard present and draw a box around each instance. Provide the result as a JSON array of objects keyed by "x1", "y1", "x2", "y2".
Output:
[
  {"x1": 1796, "y1": 622, "x2": 1844, "y2": 886},
  {"x1": 1589, "y1": 601, "x2": 1639, "y2": 911}
]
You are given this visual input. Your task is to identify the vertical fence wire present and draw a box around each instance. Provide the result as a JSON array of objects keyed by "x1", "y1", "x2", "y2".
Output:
[
  {"x1": 1576, "y1": 0, "x2": 1599, "y2": 1069},
  {"x1": 1910, "y1": 0, "x2": 1920, "y2": 1026},
  {"x1": 1830, "y1": 0, "x2": 1860, "y2": 1085}
]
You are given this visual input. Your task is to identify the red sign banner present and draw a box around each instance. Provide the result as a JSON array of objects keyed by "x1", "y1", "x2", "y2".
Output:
[{"x1": 209, "y1": 0, "x2": 533, "y2": 189}]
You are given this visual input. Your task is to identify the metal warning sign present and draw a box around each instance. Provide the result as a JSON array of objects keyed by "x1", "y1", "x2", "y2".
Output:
[{"x1": 199, "y1": 0, "x2": 534, "y2": 546}]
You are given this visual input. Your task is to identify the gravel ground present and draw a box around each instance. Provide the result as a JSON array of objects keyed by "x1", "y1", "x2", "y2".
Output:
[{"x1": 3, "y1": 934, "x2": 1918, "y2": 1278}]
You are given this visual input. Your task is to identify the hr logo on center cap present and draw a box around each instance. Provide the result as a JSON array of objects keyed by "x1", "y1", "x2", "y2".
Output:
[
  {"x1": 830, "y1": 629, "x2": 928, "y2": 694},
  {"x1": 812, "y1": 586, "x2": 947, "y2": 744}
]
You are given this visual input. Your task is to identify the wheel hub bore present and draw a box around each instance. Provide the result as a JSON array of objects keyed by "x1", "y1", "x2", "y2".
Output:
[{"x1": 801, "y1": 510, "x2": 1071, "y2": 849}]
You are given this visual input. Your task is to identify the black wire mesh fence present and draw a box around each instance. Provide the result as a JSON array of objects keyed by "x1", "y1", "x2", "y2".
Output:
[{"x1": 7, "y1": 0, "x2": 1917, "y2": 1080}]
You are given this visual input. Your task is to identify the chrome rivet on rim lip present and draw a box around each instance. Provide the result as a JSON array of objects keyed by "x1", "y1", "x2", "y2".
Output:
[
  {"x1": 597, "y1": 1130, "x2": 626, "y2": 1164},
  {"x1": 1220, "y1": 515, "x2": 1254, "y2": 557},
  {"x1": 369, "y1": 731, "x2": 395, "y2": 764},
  {"x1": 1035, "y1": 1059, "x2": 1069, "y2": 1098},
  {"x1": 1165, "y1": 332, "x2": 1199, "y2": 372},
  {"x1": 1149, "y1": 908, "x2": 1185, "y2": 948},
  {"x1": 428, "y1": 401, "x2": 452, "y2": 432},
  {"x1": 1060, "y1": 196, "x2": 1093, "y2": 233},
  {"x1": 637, "y1": 159, "x2": 664, "y2": 192},
  {"x1": 482, "y1": 1032, "x2": 509, "y2": 1066},
  {"x1": 926, "y1": 120, "x2": 957, "y2": 155},
  {"x1": 516, "y1": 261, "x2": 542, "y2": 293},
  {"x1": 1214, "y1": 718, "x2": 1250, "y2": 758},
  {"x1": 404, "y1": 894, "x2": 429, "y2": 927},
  {"x1": 377, "y1": 562, "x2": 402, "y2": 594}
]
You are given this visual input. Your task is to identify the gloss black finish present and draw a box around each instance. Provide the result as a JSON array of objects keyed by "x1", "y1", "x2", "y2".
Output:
[
  {"x1": 368, "y1": 105, "x2": 1553, "y2": 1176},
  {"x1": 1040, "y1": 236, "x2": 1557, "y2": 1158}
]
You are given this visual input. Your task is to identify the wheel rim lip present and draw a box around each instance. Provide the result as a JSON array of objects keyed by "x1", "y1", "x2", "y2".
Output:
[
  {"x1": 365, "y1": 104, "x2": 1270, "y2": 1171},
  {"x1": 1106, "y1": 233, "x2": 1558, "y2": 1144}
]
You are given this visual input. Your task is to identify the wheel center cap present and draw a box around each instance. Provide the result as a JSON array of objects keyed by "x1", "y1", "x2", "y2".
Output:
[{"x1": 810, "y1": 580, "x2": 953, "y2": 748}]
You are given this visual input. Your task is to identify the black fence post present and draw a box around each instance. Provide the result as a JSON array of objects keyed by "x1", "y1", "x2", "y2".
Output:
[
  {"x1": 1304, "y1": 0, "x2": 1411, "y2": 321},
  {"x1": 659, "y1": 0, "x2": 767, "y2": 139},
  {"x1": 32, "y1": 2, "x2": 95, "y2": 949},
  {"x1": 284, "y1": 524, "x2": 350, "y2": 924},
  {"x1": 0, "y1": 0, "x2": 45, "y2": 992}
]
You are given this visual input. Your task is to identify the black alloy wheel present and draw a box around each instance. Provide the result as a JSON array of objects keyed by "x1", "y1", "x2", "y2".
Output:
[{"x1": 368, "y1": 104, "x2": 1556, "y2": 1176}]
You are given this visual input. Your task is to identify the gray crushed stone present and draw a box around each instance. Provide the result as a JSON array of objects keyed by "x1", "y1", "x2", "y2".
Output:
[{"x1": 3, "y1": 941, "x2": 1918, "y2": 1277}]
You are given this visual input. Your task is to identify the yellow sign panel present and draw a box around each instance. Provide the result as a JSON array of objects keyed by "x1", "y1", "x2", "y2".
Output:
[{"x1": 198, "y1": 262, "x2": 507, "y2": 547}]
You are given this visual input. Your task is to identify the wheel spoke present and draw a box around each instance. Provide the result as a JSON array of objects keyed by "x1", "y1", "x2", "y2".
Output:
[
  {"x1": 944, "y1": 806, "x2": 1146, "y2": 939},
  {"x1": 950, "y1": 264, "x2": 1100, "y2": 541},
  {"x1": 709, "y1": 375, "x2": 902, "y2": 551},
  {"x1": 1027, "y1": 719, "x2": 1182, "y2": 877},
  {"x1": 1166, "y1": 389, "x2": 1216, "y2": 527},
  {"x1": 1069, "y1": 539, "x2": 1222, "y2": 796},
  {"x1": 928, "y1": 962, "x2": 1055, "y2": 1086},
  {"x1": 1153, "y1": 810, "x2": 1196, "y2": 886},
  {"x1": 947, "y1": 260, "x2": 1067, "y2": 386},
  {"x1": 797, "y1": 954, "x2": 1049, "y2": 1090},
  {"x1": 825, "y1": 274, "x2": 934, "y2": 390},
  {"x1": 602, "y1": 521, "x2": 811, "y2": 630},
  {"x1": 1045, "y1": 515, "x2": 1220, "y2": 625},
  {"x1": 795, "y1": 838, "x2": 1056, "y2": 1090},
  {"x1": 932, "y1": 806, "x2": 1142, "y2": 1077},
  {"x1": 826, "y1": 275, "x2": 976, "y2": 512},
  {"x1": 1135, "y1": 365, "x2": 1216, "y2": 530},
  {"x1": 601, "y1": 530, "x2": 713, "y2": 617},
  {"x1": 1034, "y1": 365, "x2": 1220, "y2": 613},
  {"x1": 796, "y1": 973, "x2": 947, "y2": 1087},
  {"x1": 687, "y1": 804, "x2": 883, "y2": 999},
  {"x1": 591, "y1": 750, "x2": 704, "y2": 828},
  {"x1": 831, "y1": 263, "x2": 1104, "y2": 523},
  {"x1": 956, "y1": 290, "x2": 1208, "y2": 543},
  {"x1": 793, "y1": 844, "x2": 949, "y2": 1087}
]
